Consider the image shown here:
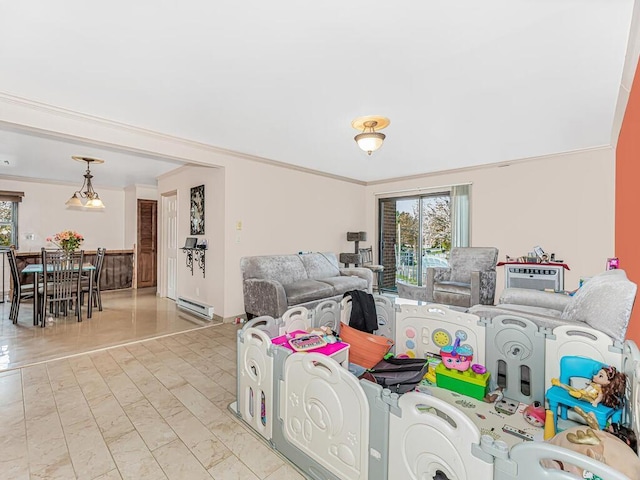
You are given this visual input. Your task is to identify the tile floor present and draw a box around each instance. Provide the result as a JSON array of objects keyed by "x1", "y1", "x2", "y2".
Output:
[
  {"x1": 0, "y1": 288, "x2": 213, "y2": 371},
  {"x1": 0, "y1": 292, "x2": 305, "y2": 480}
]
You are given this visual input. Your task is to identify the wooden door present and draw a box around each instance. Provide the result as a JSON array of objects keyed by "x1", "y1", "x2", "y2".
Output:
[{"x1": 137, "y1": 199, "x2": 157, "y2": 288}]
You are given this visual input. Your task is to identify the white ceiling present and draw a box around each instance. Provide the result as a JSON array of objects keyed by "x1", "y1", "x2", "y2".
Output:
[{"x1": 0, "y1": 0, "x2": 635, "y2": 186}]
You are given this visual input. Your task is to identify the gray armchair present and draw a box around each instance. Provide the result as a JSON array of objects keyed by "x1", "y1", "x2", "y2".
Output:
[{"x1": 426, "y1": 247, "x2": 499, "y2": 308}]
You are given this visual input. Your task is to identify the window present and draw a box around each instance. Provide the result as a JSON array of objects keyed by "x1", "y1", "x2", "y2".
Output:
[
  {"x1": 378, "y1": 185, "x2": 470, "y2": 290},
  {"x1": 0, "y1": 191, "x2": 23, "y2": 248}
]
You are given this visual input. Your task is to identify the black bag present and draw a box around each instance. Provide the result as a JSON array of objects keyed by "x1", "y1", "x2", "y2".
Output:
[{"x1": 367, "y1": 357, "x2": 429, "y2": 394}]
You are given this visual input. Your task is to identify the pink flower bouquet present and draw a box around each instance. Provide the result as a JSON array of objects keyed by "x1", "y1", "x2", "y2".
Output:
[{"x1": 46, "y1": 230, "x2": 84, "y2": 254}]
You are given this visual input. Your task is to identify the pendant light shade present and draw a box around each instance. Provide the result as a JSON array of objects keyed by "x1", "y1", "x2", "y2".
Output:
[
  {"x1": 66, "y1": 156, "x2": 106, "y2": 209},
  {"x1": 352, "y1": 116, "x2": 390, "y2": 155}
]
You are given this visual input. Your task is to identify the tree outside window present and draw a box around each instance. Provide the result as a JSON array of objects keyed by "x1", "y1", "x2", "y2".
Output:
[{"x1": 0, "y1": 201, "x2": 18, "y2": 248}]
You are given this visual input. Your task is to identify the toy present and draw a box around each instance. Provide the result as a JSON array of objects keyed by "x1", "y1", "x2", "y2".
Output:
[
  {"x1": 440, "y1": 337, "x2": 473, "y2": 371},
  {"x1": 495, "y1": 397, "x2": 518, "y2": 415},
  {"x1": 288, "y1": 334, "x2": 327, "y2": 351},
  {"x1": 606, "y1": 423, "x2": 638, "y2": 453},
  {"x1": 550, "y1": 365, "x2": 626, "y2": 408},
  {"x1": 483, "y1": 386, "x2": 504, "y2": 403},
  {"x1": 541, "y1": 406, "x2": 640, "y2": 479},
  {"x1": 523, "y1": 401, "x2": 545, "y2": 427},
  {"x1": 435, "y1": 362, "x2": 490, "y2": 400}
]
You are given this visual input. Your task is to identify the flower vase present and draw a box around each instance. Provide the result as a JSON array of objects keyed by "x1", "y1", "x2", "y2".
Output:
[{"x1": 63, "y1": 251, "x2": 74, "y2": 269}]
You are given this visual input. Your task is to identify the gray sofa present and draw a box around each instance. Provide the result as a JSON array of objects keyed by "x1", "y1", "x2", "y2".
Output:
[
  {"x1": 469, "y1": 269, "x2": 637, "y2": 343},
  {"x1": 240, "y1": 252, "x2": 373, "y2": 318}
]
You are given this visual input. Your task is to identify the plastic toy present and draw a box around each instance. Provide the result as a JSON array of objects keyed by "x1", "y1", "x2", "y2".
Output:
[
  {"x1": 440, "y1": 337, "x2": 473, "y2": 371},
  {"x1": 435, "y1": 362, "x2": 490, "y2": 400},
  {"x1": 523, "y1": 401, "x2": 545, "y2": 427},
  {"x1": 495, "y1": 397, "x2": 518, "y2": 415},
  {"x1": 551, "y1": 365, "x2": 626, "y2": 408},
  {"x1": 542, "y1": 406, "x2": 640, "y2": 479},
  {"x1": 483, "y1": 386, "x2": 504, "y2": 404}
]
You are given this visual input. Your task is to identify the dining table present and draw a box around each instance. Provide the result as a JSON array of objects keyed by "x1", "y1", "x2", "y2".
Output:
[{"x1": 21, "y1": 263, "x2": 95, "y2": 326}]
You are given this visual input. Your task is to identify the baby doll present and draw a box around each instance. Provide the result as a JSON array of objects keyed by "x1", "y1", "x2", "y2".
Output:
[{"x1": 551, "y1": 365, "x2": 626, "y2": 408}]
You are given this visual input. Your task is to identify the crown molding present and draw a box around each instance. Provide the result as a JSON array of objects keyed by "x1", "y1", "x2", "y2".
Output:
[
  {"x1": 0, "y1": 92, "x2": 366, "y2": 186},
  {"x1": 365, "y1": 145, "x2": 613, "y2": 187},
  {"x1": 0, "y1": 173, "x2": 123, "y2": 190}
]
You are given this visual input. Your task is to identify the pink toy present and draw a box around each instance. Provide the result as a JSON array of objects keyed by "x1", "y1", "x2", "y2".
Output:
[
  {"x1": 440, "y1": 338, "x2": 473, "y2": 371},
  {"x1": 523, "y1": 401, "x2": 546, "y2": 427}
]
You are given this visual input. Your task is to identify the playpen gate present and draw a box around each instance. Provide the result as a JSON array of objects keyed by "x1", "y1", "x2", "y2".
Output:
[
  {"x1": 237, "y1": 326, "x2": 275, "y2": 440},
  {"x1": 388, "y1": 391, "x2": 494, "y2": 480},
  {"x1": 277, "y1": 352, "x2": 371, "y2": 480},
  {"x1": 312, "y1": 300, "x2": 341, "y2": 332},
  {"x1": 280, "y1": 306, "x2": 311, "y2": 335},
  {"x1": 395, "y1": 304, "x2": 485, "y2": 365},
  {"x1": 544, "y1": 325, "x2": 622, "y2": 393},
  {"x1": 484, "y1": 315, "x2": 546, "y2": 404}
]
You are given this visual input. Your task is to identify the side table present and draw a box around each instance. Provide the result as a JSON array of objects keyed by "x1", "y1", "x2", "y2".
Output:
[{"x1": 272, "y1": 330, "x2": 350, "y2": 369}]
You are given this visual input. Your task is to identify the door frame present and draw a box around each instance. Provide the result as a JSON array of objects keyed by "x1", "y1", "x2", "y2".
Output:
[{"x1": 159, "y1": 190, "x2": 178, "y2": 298}]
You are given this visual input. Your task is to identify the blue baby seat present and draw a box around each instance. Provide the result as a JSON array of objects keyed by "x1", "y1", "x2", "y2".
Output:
[{"x1": 546, "y1": 355, "x2": 623, "y2": 430}]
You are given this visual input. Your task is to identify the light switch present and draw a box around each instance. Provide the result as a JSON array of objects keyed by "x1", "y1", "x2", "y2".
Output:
[{"x1": 236, "y1": 221, "x2": 242, "y2": 231}]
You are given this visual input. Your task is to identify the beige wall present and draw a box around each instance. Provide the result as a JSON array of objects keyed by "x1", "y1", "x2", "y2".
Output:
[
  {"x1": 0, "y1": 97, "x2": 617, "y2": 318},
  {"x1": 158, "y1": 165, "x2": 225, "y2": 315},
  {"x1": 159, "y1": 161, "x2": 366, "y2": 319},
  {"x1": 366, "y1": 147, "x2": 616, "y2": 296},
  {"x1": 0, "y1": 177, "x2": 126, "y2": 251}
]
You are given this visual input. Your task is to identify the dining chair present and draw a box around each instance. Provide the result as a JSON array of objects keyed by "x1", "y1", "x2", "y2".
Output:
[
  {"x1": 359, "y1": 247, "x2": 384, "y2": 293},
  {"x1": 40, "y1": 248, "x2": 84, "y2": 325},
  {"x1": 81, "y1": 247, "x2": 106, "y2": 312},
  {"x1": 6, "y1": 247, "x2": 35, "y2": 324}
]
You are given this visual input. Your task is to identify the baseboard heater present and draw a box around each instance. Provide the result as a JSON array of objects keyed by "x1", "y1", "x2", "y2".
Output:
[{"x1": 176, "y1": 296, "x2": 215, "y2": 320}]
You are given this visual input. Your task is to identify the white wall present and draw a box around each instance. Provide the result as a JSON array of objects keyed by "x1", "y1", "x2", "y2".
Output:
[
  {"x1": 365, "y1": 147, "x2": 615, "y2": 295},
  {"x1": 1, "y1": 98, "x2": 616, "y2": 318},
  {"x1": 158, "y1": 165, "x2": 225, "y2": 314},
  {"x1": 222, "y1": 159, "x2": 366, "y2": 318},
  {"x1": 158, "y1": 161, "x2": 366, "y2": 319},
  {"x1": 0, "y1": 177, "x2": 126, "y2": 251}
]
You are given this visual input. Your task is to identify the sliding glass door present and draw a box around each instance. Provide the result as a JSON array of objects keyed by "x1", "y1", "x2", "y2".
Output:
[{"x1": 378, "y1": 187, "x2": 468, "y2": 290}]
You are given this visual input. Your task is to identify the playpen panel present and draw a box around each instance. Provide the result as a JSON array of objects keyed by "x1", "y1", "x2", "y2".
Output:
[
  {"x1": 280, "y1": 352, "x2": 370, "y2": 480},
  {"x1": 395, "y1": 304, "x2": 485, "y2": 364},
  {"x1": 279, "y1": 306, "x2": 311, "y2": 335},
  {"x1": 544, "y1": 325, "x2": 622, "y2": 393},
  {"x1": 388, "y1": 391, "x2": 493, "y2": 480},
  {"x1": 340, "y1": 295, "x2": 395, "y2": 345},
  {"x1": 238, "y1": 326, "x2": 274, "y2": 440},
  {"x1": 622, "y1": 341, "x2": 640, "y2": 439},
  {"x1": 485, "y1": 315, "x2": 546, "y2": 405},
  {"x1": 243, "y1": 315, "x2": 280, "y2": 337},
  {"x1": 493, "y1": 441, "x2": 630, "y2": 480},
  {"x1": 312, "y1": 300, "x2": 341, "y2": 332},
  {"x1": 373, "y1": 295, "x2": 395, "y2": 344}
]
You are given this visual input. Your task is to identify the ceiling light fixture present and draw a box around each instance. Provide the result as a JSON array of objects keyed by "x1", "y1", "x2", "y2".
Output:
[
  {"x1": 352, "y1": 115, "x2": 390, "y2": 155},
  {"x1": 66, "y1": 156, "x2": 106, "y2": 209}
]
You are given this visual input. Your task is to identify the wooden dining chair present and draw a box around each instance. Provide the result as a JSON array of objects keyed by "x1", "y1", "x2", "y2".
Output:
[
  {"x1": 6, "y1": 247, "x2": 35, "y2": 324},
  {"x1": 40, "y1": 248, "x2": 84, "y2": 326},
  {"x1": 81, "y1": 247, "x2": 106, "y2": 312}
]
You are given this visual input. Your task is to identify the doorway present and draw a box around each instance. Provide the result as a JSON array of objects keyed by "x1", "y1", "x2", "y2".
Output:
[
  {"x1": 137, "y1": 199, "x2": 157, "y2": 288},
  {"x1": 379, "y1": 192, "x2": 453, "y2": 290}
]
